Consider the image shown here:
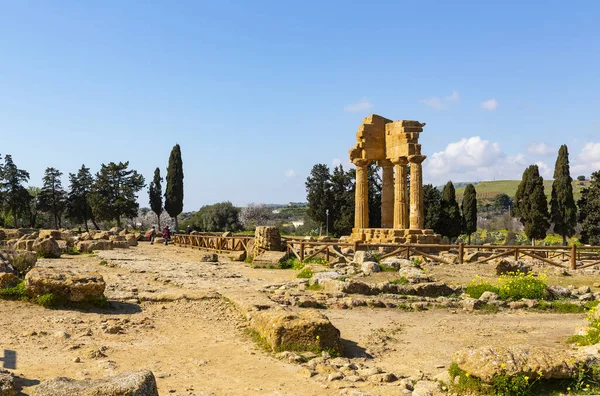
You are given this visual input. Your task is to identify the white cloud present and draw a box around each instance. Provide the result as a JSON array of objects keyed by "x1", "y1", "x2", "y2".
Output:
[
  {"x1": 572, "y1": 142, "x2": 600, "y2": 177},
  {"x1": 419, "y1": 90, "x2": 460, "y2": 110},
  {"x1": 480, "y1": 98, "x2": 498, "y2": 111},
  {"x1": 527, "y1": 142, "x2": 556, "y2": 156},
  {"x1": 344, "y1": 98, "x2": 372, "y2": 112},
  {"x1": 424, "y1": 136, "x2": 542, "y2": 184},
  {"x1": 284, "y1": 169, "x2": 296, "y2": 178},
  {"x1": 535, "y1": 161, "x2": 552, "y2": 179}
]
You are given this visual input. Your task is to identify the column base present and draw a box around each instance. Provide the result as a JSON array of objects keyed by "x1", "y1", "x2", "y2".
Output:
[{"x1": 349, "y1": 228, "x2": 441, "y2": 244}]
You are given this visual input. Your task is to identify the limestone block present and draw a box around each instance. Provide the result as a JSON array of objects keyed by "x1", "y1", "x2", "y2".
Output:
[
  {"x1": 32, "y1": 370, "x2": 158, "y2": 396},
  {"x1": 25, "y1": 267, "x2": 106, "y2": 302},
  {"x1": 39, "y1": 230, "x2": 62, "y2": 240}
]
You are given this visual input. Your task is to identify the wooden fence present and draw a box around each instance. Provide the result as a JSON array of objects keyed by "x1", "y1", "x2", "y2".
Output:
[
  {"x1": 173, "y1": 234, "x2": 252, "y2": 252},
  {"x1": 171, "y1": 233, "x2": 600, "y2": 270}
]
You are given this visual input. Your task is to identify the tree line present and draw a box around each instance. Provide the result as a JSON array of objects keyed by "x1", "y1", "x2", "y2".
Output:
[
  {"x1": 0, "y1": 144, "x2": 184, "y2": 231},
  {"x1": 305, "y1": 144, "x2": 600, "y2": 245}
]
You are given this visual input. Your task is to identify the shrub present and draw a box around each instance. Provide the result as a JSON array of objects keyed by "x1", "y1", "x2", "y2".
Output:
[
  {"x1": 296, "y1": 267, "x2": 314, "y2": 279},
  {"x1": 497, "y1": 272, "x2": 547, "y2": 300},
  {"x1": 568, "y1": 306, "x2": 600, "y2": 346},
  {"x1": 465, "y1": 277, "x2": 500, "y2": 299}
]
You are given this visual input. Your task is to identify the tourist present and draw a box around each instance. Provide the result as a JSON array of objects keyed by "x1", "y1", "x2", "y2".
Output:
[
  {"x1": 186, "y1": 225, "x2": 192, "y2": 234},
  {"x1": 148, "y1": 226, "x2": 157, "y2": 245},
  {"x1": 162, "y1": 226, "x2": 170, "y2": 245}
]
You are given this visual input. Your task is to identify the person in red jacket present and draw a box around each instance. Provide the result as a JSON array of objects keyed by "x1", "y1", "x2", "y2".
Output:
[{"x1": 162, "y1": 226, "x2": 170, "y2": 245}]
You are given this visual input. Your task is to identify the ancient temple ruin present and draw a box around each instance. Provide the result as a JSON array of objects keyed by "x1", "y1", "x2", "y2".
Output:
[{"x1": 348, "y1": 114, "x2": 440, "y2": 244}]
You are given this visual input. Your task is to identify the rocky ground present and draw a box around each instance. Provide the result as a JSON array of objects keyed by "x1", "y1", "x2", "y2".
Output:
[{"x1": 0, "y1": 243, "x2": 596, "y2": 395}]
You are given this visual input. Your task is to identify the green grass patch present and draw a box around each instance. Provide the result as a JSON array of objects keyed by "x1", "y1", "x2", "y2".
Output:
[
  {"x1": 0, "y1": 281, "x2": 108, "y2": 309},
  {"x1": 379, "y1": 264, "x2": 397, "y2": 272},
  {"x1": 279, "y1": 257, "x2": 305, "y2": 270},
  {"x1": 476, "y1": 303, "x2": 500, "y2": 314},
  {"x1": 296, "y1": 267, "x2": 314, "y2": 279},
  {"x1": 536, "y1": 300, "x2": 586, "y2": 313},
  {"x1": 0, "y1": 281, "x2": 27, "y2": 300},
  {"x1": 306, "y1": 283, "x2": 323, "y2": 291},
  {"x1": 244, "y1": 256, "x2": 253, "y2": 264},
  {"x1": 465, "y1": 272, "x2": 547, "y2": 300},
  {"x1": 466, "y1": 281, "x2": 500, "y2": 299},
  {"x1": 390, "y1": 277, "x2": 409, "y2": 285},
  {"x1": 99, "y1": 259, "x2": 108, "y2": 266}
]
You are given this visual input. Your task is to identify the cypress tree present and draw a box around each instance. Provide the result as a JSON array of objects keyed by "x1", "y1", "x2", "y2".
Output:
[
  {"x1": 439, "y1": 181, "x2": 463, "y2": 240},
  {"x1": 578, "y1": 171, "x2": 600, "y2": 245},
  {"x1": 462, "y1": 184, "x2": 478, "y2": 244},
  {"x1": 514, "y1": 165, "x2": 549, "y2": 244},
  {"x1": 148, "y1": 167, "x2": 163, "y2": 228},
  {"x1": 550, "y1": 145, "x2": 577, "y2": 245},
  {"x1": 165, "y1": 144, "x2": 184, "y2": 230},
  {"x1": 423, "y1": 184, "x2": 442, "y2": 233}
]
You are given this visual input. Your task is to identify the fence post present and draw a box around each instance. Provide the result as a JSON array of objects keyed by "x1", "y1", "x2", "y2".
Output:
[
  {"x1": 458, "y1": 243, "x2": 464, "y2": 264},
  {"x1": 514, "y1": 248, "x2": 519, "y2": 261},
  {"x1": 299, "y1": 242, "x2": 304, "y2": 263},
  {"x1": 570, "y1": 244, "x2": 577, "y2": 270}
]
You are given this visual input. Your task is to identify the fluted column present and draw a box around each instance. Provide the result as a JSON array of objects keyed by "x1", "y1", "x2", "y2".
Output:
[
  {"x1": 353, "y1": 159, "x2": 370, "y2": 229},
  {"x1": 409, "y1": 155, "x2": 426, "y2": 229},
  {"x1": 378, "y1": 159, "x2": 394, "y2": 228},
  {"x1": 393, "y1": 158, "x2": 409, "y2": 229}
]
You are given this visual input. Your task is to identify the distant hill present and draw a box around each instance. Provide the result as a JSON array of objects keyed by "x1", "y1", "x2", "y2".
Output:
[{"x1": 454, "y1": 179, "x2": 590, "y2": 202}]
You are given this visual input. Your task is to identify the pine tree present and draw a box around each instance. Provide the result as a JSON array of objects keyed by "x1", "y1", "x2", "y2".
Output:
[
  {"x1": 423, "y1": 184, "x2": 442, "y2": 233},
  {"x1": 550, "y1": 145, "x2": 577, "y2": 245},
  {"x1": 38, "y1": 167, "x2": 67, "y2": 229},
  {"x1": 90, "y1": 162, "x2": 145, "y2": 229},
  {"x1": 305, "y1": 164, "x2": 332, "y2": 233},
  {"x1": 165, "y1": 144, "x2": 184, "y2": 230},
  {"x1": 66, "y1": 165, "x2": 97, "y2": 231},
  {"x1": 439, "y1": 181, "x2": 463, "y2": 240},
  {"x1": 462, "y1": 184, "x2": 478, "y2": 244},
  {"x1": 514, "y1": 165, "x2": 549, "y2": 244},
  {"x1": 578, "y1": 171, "x2": 600, "y2": 245},
  {"x1": 148, "y1": 167, "x2": 163, "y2": 228},
  {"x1": 0, "y1": 155, "x2": 30, "y2": 228}
]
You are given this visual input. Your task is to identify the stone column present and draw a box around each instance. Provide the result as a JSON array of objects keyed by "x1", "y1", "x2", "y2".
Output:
[
  {"x1": 393, "y1": 158, "x2": 409, "y2": 229},
  {"x1": 378, "y1": 159, "x2": 394, "y2": 228},
  {"x1": 409, "y1": 155, "x2": 426, "y2": 229},
  {"x1": 353, "y1": 159, "x2": 370, "y2": 229}
]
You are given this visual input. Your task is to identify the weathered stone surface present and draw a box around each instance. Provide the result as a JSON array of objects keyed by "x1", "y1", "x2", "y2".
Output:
[
  {"x1": 495, "y1": 259, "x2": 531, "y2": 275},
  {"x1": 353, "y1": 251, "x2": 375, "y2": 264},
  {"x1": 228, "y1": 251, "x2": 246, "y2": 261},
  {"x1": 33, "y1": 237, "x2": 62, "y2": 258},
  {"x1": 32, "y1": 370, "x2": 158, "y2": 396},
  {"x1": 39, "y1": 230, "x2": 62, "y2": 240},
  {"x1": 92, "y1": 231, "x2": 110, "y2": 240},
  {"x1": 199, "y1": 253, "x2": 218, "y2": 262},
  {"x1": 109, "y1": 235, "x2": 126, "y2": 242},
  {"x1": 0, "y1": 272, "x2": 19, "y2": 288},
  {"x1": 399, "y1": 267, "x2": 432, "y2": 283},
  {"x1": 250, "y1": 309, "x2": 343, "y2": 355},
  {"x1": 112, "y1": 241, "x2": 130, "y2": 249},
  {"x1": 252, "y1": 251, "x2": 287, "y2": 267},
  {"x1": 381, "y1": 258, "x2": 413, "y2": 270},
  {"x1": 126, "y1": 235, "x2": 138, "y2": 247},
  {"x1": 14, "y1": 238, "x2": 34, "y2": 251},
  {"x1": 310, "y1": 271, "x2": 342, "y2": 285},
  {"x1": 253, "y1": 226, "x2": 281, "y2": 257},
  {"x1": 0, "y1": 369, "x2": 17, "y2": 396},
  {"x1": 5, "y1": 250, "x2": 37, "y2": 276},
  {"x1": 153, "y1": 237, "x2": 166, "y2": 245},
  {"x1": 3, "y1": 230, "x2": 22, "y2": 240},
  {"x1": 454, "y1": 345, "x2": 589, "y2": 383},
  {"x1": 25, "y1": 267, "x2": 106, "y2": 302},
  {"x1": 548, "y1": 285, "x2": 571, "y2": 299},
  {"x1": 361, "y1": 261, "x2": 381, "y2": 274},
  {"x1": 77, "y1": 240, "x2": 113, "y2": 253}
]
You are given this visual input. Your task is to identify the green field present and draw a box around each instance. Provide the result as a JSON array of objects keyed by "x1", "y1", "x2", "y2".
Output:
[{"x1": 455, "y1": 179, "x2": 589, "y2": 201}]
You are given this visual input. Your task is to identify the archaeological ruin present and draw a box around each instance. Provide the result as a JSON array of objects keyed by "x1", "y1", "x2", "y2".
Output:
[{"x1": 349, "y1": 114, "x2": 440, "y2": 244}]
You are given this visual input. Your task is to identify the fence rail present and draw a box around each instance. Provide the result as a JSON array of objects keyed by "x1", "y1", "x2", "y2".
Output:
[
  {"x1": 172, "y1": 234, "x2": 600, "y2": 270},
  {"x1": 173, "y1": 234, "x2": 252, "y2": 252}
]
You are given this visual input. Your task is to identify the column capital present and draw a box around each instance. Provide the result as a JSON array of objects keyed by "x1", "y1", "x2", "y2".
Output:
[
  {"x1": 376, "y1": 159, "x2": 394, "y2": 168},
  {"x1": 408, "y1": 155, "x2": 427, "y2": 164},
  {"x1": 391, "y1": 157, "x2": 409, "y2": 166},
  {"x1": 352, "y1": 158, "x2": 370, "y2": 167}
]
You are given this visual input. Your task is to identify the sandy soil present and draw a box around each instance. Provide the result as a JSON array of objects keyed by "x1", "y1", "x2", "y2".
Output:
[{"x1": 0, "y1": 243, "x2": 593, "y2": 395}]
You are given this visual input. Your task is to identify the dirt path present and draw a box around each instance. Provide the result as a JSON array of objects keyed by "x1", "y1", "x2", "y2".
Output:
[{"x1": 0, "y1": 243, "x2": 592, "y2": 395}]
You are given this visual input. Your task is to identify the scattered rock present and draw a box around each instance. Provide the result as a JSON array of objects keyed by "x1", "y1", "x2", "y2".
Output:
[
  {"x1": 361, "y1": 262, "x2": 381, "y2": 274},
  {"x1": 32, "y1": 237, "x2": 62, "y2": 258},
  {"x1": 454, "y1": 344, "x2": 591, "y2": 382},
  {"x1": 39, "y1": 230, "x2": 62, "y2": 240},
  {"x1": 353, "y1": 251, "x2": 375, "y2": 265},
  {"x1": 77, "y1": 240, "x2": 113, "y2": 253},
  {"x1": 199, "y1": 253, "x2": 218, "y2": 263},
  {"x1": 478, "y1": 291, "x2": 499, "y2": 303},
  {"x1": 32, "y1": 370, "x2": 158, "y2": 396},
  {"x1": 328, "y1": 372, "x2": 344, "y2": 381},
  {"x1": 399, "y1": 267, "x2": 432, "y2": 283},
  {"x1": 252, "y1": 251, "x2": 287, "y2": 268},
  {"x1": 0, "y1": 369, "x2": 17, "y2": 396},
  {"x1": 495, "y1": 259, "x2": 530, "y2": 275},
  {"x1": 250, "y1": 309, "x2": 343, "y2": 355},
  {"x1": 25, "y1": 267, "x2": 106, "y2": 302},
  {"x1": 548, "y1": 285, "x2": 571, "y2": 299},
  {"x1": 310, "y1": 271, "x2": 341, "y2": 285}
]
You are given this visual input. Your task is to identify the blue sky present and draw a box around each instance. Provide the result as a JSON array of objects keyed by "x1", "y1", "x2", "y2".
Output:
[{"x1": 1, "y1": 0, "x2": 599, "y2": 210}]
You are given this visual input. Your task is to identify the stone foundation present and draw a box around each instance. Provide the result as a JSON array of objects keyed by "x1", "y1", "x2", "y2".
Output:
[{"x1": 349, "y1": 228, "x2": 440, "y2": 244}]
